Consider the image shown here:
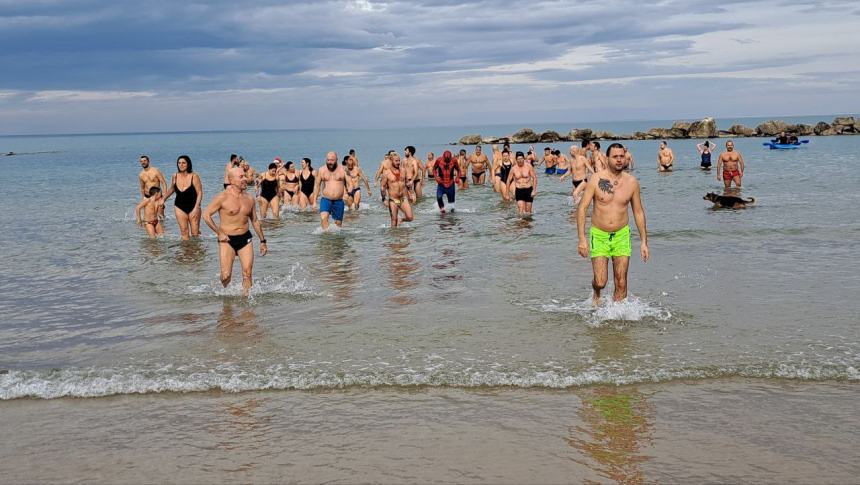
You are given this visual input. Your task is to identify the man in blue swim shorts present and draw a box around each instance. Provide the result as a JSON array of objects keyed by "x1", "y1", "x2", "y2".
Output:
[
  {"x1": 314, "y1": 151, "x2": 347, "y2": 231},
  {"x1": 577, "y1": 143, "x2": 649, "y2": 304}
]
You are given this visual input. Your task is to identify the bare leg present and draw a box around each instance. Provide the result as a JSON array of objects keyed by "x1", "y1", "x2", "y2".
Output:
[
  {"x1": 388, "y1": 201, "x2": 399, "y2": 227},
  {"x1": 258, "y1": 197, "x2": 270, "y2": 219},
  {"x1": 298, "y1": 193, "x2": 309, "y2": 210},
  {"x1": 517, "y1": 199, "x2": 525, "y2": 215},
  {"x1": 591, "y1": 257, "x2": 609, "y2": 305},
  {"x1": 723, "y1": 177, "x2": 731, "y2": 190},
  {"x1": 175, "y1": 207, "x2": 191, "y2": 240},
  {"x1": 189, "y1": 210, "x2": 201, "y2": 237},
  {"x1": 236, "y1": 241, "x2": 255, "y2": 297},
  {"x1": 611, "y1": 256, "x2": 630, "y2": 301},
  {"x1": 525, "y1": 201, "x2": 533, "y2": 214},
  {"x1": 401, "y1": 199, "x2": 414, "y2": 223},
  {"x1": 271, "y1": 196, "x2": 281, "y2": 218},
  {"x1": 218, "y1": 242, "x2": 237, "y2": 287},
  {"x1": 145, "y1": 223, "x2": 157, "y2": 238},
  {"x1": 354, "y1": 190, "x2": 362, "y2": 209},
  {"x1": 734, "y1": 175, "x2": 742, "y2": 188},
  {"x1": 320, "y1": 211, "x2": 330, "y2": 231}
]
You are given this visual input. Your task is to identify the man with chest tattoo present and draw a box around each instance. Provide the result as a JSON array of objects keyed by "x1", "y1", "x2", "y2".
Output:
[
  {"x1": 315, "y1": 151, "x2": 348, "y2": 231},
  {"x1": 577, "y1": 143, "x2": 649, "y2": 304},
  {"x1": 203, "y1": 168, "x2": 268, "y2": 297},
  {"x1": 715, "y1": 140, "x2": 745, "y2": 189}
]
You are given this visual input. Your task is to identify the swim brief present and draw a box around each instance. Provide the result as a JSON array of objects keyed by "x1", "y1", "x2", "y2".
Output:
[
  {"x1": 723, "y1": 170, "x2": 740, "y2": 181},
  {"x1": 590, "y1": 225, "x2": 631, "y2": 258},
  {"x1": 319, "y1": 197, "x2": 345, "y2": 222},
  {"x1": 348, "y1": 187, "x2": 361, "y2": 197},
  {"x1": 572, "y1": 178, "x2": 585, "y2": 188},
  {"x1": 226, "y1": 231, "x2": 252, "y2": 254},
  {"x1": 515, "y1": 187, "x2": 534, "y2": 203}
]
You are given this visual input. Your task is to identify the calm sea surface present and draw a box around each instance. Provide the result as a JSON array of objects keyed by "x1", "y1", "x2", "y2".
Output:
[{"x1": 1, "y1": 116, "x2": 858, "y2": 400}]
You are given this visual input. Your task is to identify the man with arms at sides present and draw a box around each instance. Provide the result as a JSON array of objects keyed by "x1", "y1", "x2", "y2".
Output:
[
  {"x1": 506, "y1": 151, "x2": 537, "y2": 216},
  {"x1": 456, "y1": 149, "x2": 470, "y2": 190},
  {"x1": 590, "y1": 140, "x2": 607, "y2": 173},
  {"x1": 374, "y1": 151, "x2": 394, "y2": 205},
  {"x1": 314, "y1": 151, "x2": 348, "y2": 231},
  {"x1": 715, "y1": 140, "x2": 745, "y2": 189},
  {"x1": 403, "y1": 146, "x2": 421, "y2": 203},
  {"x1": 577, "y1": 143, "x2": 649, "y2": 305},
  {"x1": 203, "y1": 168, "x2": 268, "y2": 297},
  {"x1": 624, "y1": 147, "x2": 635, "y2": 171},
  {"x1": 657, "y1": 140, "x2": 674, "y2": 172},
  {"x1": 469, "y1": 145, "x2": 490, "y2": 185},
  {"x1": 382, "y1": 153, "x2": 415, "y2": 228},
  {"x1": 434, "y1": 150, "x2": 460, "y2": 213},
  {"x1": 345, "y1": 155, "x2": 371, "y2": 211}
]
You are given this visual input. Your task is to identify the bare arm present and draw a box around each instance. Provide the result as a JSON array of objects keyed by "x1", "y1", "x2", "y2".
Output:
[
  {"x1": 577, "y1": 179, "x2": 597, "y2": 257},
  {"x1": 161, "y1": 173, "x2": 177, "y2": 201},
  {"x1": 531, "y1": 166, "x2": 537, "y2": 196},
  {"x1": 134, "y1": 198, "x2": 148, "y2": 225},
  {"x1": 715, "y1": 155, "x2": 723, "y2": 180},
  {"x1": 668, "y1": 149, "x2": 675, "y2": 164},
  {"x1": 202, "y1": 193, "x2": 227, "y2": 241},
  {"x1": 630, "y1": 180, "x2": 649, "y2": 262},
  {"x1": 138, "y1": 175, "x2": 146, "y2": 198},
  {"x1": 249, "y1": 197, "x2": 267, "y2": 256},
  {"x1": 191, "y1": 174, "x2": 203, "y2": 218},
  {"x1": 156, "y1": 169, "x2": 168, "y2": 191},
  {"x1": 360, "y1": 169, "x2": 372, "y2": 192},
  {"x1": 738, "y1": 153, "x2": 745, "y2": 174},
  {"x1": 312, "y1": 170, "x2": 321, "y2": 204}
]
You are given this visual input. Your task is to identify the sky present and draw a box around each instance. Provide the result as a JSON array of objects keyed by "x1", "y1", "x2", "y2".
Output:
[{"x1": 1, "y1": 0, "x2": 859, "y2": 134}]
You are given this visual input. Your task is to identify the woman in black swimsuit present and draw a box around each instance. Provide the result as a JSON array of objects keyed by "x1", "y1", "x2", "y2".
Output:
[
  {"x1": 279, "y1": 161, "x2": 300, "y2": 210},
  {"x1": 257, "y1": 162, "x2": 281, "y2": 219},
  {"x1": 298, "y1": 157, "x2": 317, "y2": 210},
  {"x1": 161, "y1": 155, "x2": 203, "y2": 240}
]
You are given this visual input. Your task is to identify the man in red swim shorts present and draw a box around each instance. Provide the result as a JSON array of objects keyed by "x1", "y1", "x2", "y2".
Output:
[{"x1": 716, "y1": 140, "x2": 745, "y2": 188}]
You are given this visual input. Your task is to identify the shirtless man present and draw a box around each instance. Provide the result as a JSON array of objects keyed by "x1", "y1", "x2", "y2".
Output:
[
  {"x1": 425, "y1": 151, "x2": 436, "y2": 183},
  {"x1": 135, "y1": 186, "x2": 165, "y2": 238},
  {"x1": 624, "y1": 147, "x2": 635, "y2": 171},
  {"x1": 657, "y1": 141, "x2": 674, "y2": 172},
  {"x1": 506, "y1": 151, "x2": 537, "y2": 215},
  {"x1": 469, "y1": 145, "x2": 490, "y2": 185},
  {"x1": 314, "y1": 151, "x2": 348, "y2": 231},
  {"x1": 403, "y1": 146, "x2": 422, "y2": 201},
  {"x1": 138, "y1": 155, "x2": 167, "y2": 219},
  {"x1": 345, "y1": 155, "x2": 371, "y2": 210},
  {"x1": 715, "y1": 140, "x2": 745, "y2": 188},
  {"x1": 541, "y1": 147, "x2": 557, "y2": 174},
  {"x1": 577, "y1": 143, "x2": 649, "y2": 304},
  {"x1": 375, "y1": 152, "x2": 393, "y2": 205},
  {"x1": 561, "y1": 146, "x2": 590, "y2": 203},
  {"x1": 457, "y1": 149, "x2": 470, "y2": 189},
  {"x1": 591, "y1": 141, "x2": 608, "y2": 172},
  {"x1": 382, "y1": 153, "x2": 415, "y2": 227},
  {"x1": 554, "y1": 150, "x2": 570, "y2": 176},
  {"x1": 223, "y1": 154, "x2": 240, "y2": 189},
  {"x1": 241, "y1": 159, "x2": 257, "y2": 190},
  {"x1": 203, "y1": 168, "x2": 268, "y2": 296}
]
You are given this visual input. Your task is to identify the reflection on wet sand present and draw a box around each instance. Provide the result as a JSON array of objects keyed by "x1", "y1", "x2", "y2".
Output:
[
  {"x1": 207, "y1": 397, "x2": 274, "y2": 474},
  {"x1": 384, "y1": 232, "x2": 419, "y2": 306},
  {"x1": 313, "y1": 235, "x2": 358, "y2": 316},
  {"x1": 216, "y1": 301, "x2": 264, "y2": 346},
  {"x1": 174, "y1": 238, "x2": 207, "y2": 265},
  {"x1": 568, "y1": 328, "x2": 655, "y2": 484}
]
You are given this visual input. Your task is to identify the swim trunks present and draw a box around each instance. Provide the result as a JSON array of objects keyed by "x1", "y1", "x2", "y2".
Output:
[
  {"x1": 514, "y1": 187, "x2": 534, "y2": 203},
  {"x1": 545, "y1": 167, "x2": 557, "y2": 175},
  {"x1": 555, "y1": 169, "x2": 568, "y2": 175},
  {"x1": 723, "y1": 170, "x2": 740, "y2": 181},
  {"x1": 319, "y1": 197, "x2": 345, "y2": 222},
  {"x1": 226, "y1": 231, "x2": 252, "y2": 254},
  {"x1": 589, "y1": 225, "x2": 631, "y2": 258},
  {"x1": 459, "y1": 176, "x2": 467, "y2": 182}
]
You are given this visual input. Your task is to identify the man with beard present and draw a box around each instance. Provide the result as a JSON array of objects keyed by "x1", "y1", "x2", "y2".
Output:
[
  {"x1": 382, "y1": 153, "x2": 415, "y2": 227},
  {"x1": 715, "y1": 140, "x2": 745, "y2": 188},
  {"x1": 138, "y1": 154, "x2": 167, "y2": 219},
  {"x1": 314, "y1": 151, "x2": 348, "y2": 231},
  {"x1": 203, "y1": 169, "x2": 268, "y2": 297}
]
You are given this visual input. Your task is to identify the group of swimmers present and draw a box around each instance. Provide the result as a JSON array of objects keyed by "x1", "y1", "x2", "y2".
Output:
[{"x1": 657, "y1": 139, "x2": 746, "y2": 188}]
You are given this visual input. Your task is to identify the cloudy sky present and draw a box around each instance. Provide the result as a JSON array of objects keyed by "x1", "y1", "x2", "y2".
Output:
[{"x1": 1, "y1": 0, "x2": 859, "y2": 134}]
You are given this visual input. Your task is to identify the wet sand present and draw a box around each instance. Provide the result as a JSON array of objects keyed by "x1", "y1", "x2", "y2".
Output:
[{"x1": 2, "y1": 379, "x2": 857, "y2": 483}]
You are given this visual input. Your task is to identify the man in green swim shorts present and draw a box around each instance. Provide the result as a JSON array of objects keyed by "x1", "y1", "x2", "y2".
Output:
[{"x1": 577, "y1": 143, "x2": 649, "y2": 304}]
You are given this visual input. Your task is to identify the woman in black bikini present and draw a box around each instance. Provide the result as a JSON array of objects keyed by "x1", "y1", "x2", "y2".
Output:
[
  {"x1": 279, "y1": 161, "x2": 300, "y2": 210},
  {"x1": 298, "y1": 157, "x2": 317, "y2": 210},
  {"x1": 256, "y1": 162, "x2": 281, "y2": 219},
  {"x1": 161, "y1": 155, "x2": 203, "y2": 240}
]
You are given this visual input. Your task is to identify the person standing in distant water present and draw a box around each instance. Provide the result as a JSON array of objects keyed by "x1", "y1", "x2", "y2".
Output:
[
  {"x1": 624, "y1": 147, "x2": 635, "y2": 171},
  {"x1": 241, "y1": 158, "x2": 257, "y2": 190},
  {"x1": 403, "y1": 146, "x2": 423, "y2": 200},
  {"x1": 280, "y1": 161, "x2": 300, "y2": 209},
  {"x1": 716, "y1": 140, "x2": 745, "y2": 189},
  {"x1": 657, "y1": 141, "x2": 674, "y2": 172},
  {"x1": 560, "y1": 146, "x2": 590, "y2": 204},
  {"x1": 257, "y1": 163, "x2": 281, "y2": 219},
  {"x1": 554, "y1": 150, "x2": 570, "y2": 176},
  {"x1": 434, "y1": 150, "x2": 460, "y2": 213},
  {"x1": 345, "y1": 155, "x2": 371, "y2": 211},
  {"x1": 425, "y1": 151, "x2": 436, "y2": 182},
  {"x1": 223, "y1": 154, "x2": 240, "y2": 189},
  {"x1": 469, "y1": 145, "x2": 490, "y2": 185},
  {"x1": 314, "y1": 151, "x2": 348, "y2": 231},
  {"x1": 697, "y1": 140, "x2": 714, "y2": 170},
  {"x1": 298, "y1": 158, "x2": 317, "y2": 210},
  {"x1": 161, "y1": 155, "x2": 203, "y2": 240},
  {"x1": 382, "y1": 153, "x2": 415, "y2": 227},
  {"x1": 507, "y1": 151, "x2": 537, "y2": 216},
  {"x1": 349, "y1": 148, "x2": 359, "y2": 165},
  {"x1": 494, "y1": 149, "x2": 514, "y2": 201},
  {"x1": 138, "y1": 155, "x2": 167, "y2": 219},
  {"x1": 591, "y1": 141, "x2": 607, "y2": 172},
  {"x1": 375, "y1": 152, "x2": 393, "y2": 205},
  {"x1": 577, "y1": 143, "x2": 649, "y2": 305},
  {"x1": 203, "y1": 170, "x2": 268, "y2": 297},
  {"x1": 541, "y1": 147, "x2": 557, "y2": 174},
  {"x1": 457, "y1": 149, "x2": 470, "y2": 189},
  {"x1": 135, "y1": 187, "x2": 165, "y2": 238}
]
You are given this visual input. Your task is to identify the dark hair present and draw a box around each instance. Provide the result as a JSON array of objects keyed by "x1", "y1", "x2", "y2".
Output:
[
  {"x1": 268, "y1": 162, "x2": 277, "y2": 170},
  {"x1": 502, "y1": 149, "x2": 510, "y2": 154},
  {"x1": 302, "y1": 157, "x2": 312, "y2": 169},
  {"x1": 581, "y1": 139, "x2": 590, "y2": 148},
  {"x1": 230, "y1": 154, "x2": 238, "y2": 162},
  {"x1": 176, "y1": 155, "x2": 192, "y2": 173},
  {"x1": 140, "y1": 155, "x2": 150, "y2": 162},
  {"x1": 544, "y1": 147, "x2": 551, "y2": 151},
  {"x1": 459, "y1": 149, "x2": 466, "y2": 155},
  {"x1": 285, "y1": 161, "x2": 294, "y2": 170},
  {"x1": 388, "y1": 149, "x2": 396, "y2": 156},
  {"x1": 515, "y1": 151, "x2": 525, "y2": 158},
  {"x1": 552, "y1": 150, "x2": 561, "y2": 156},
  {"x1": 342, "y1": 155, "x2": 350, "y2": 165},
  {"x1": 606, "y1": 142, "x2": 625, "y2": 156},
  {"x1": 593, "y1": 141, "x2": 601, "y2": 149},
  {"x1": 661, "y1": 140, "x2": 668, "y2": 145},
  {"x1": 349, "y1": 148, "x2": 356, "y2": 155},
  {"x1": 148, "y1": 186, "x2": 161, "y2": 197},
  {"x1": 405, "y1": 146, "x2": 416, "y2": 156}
]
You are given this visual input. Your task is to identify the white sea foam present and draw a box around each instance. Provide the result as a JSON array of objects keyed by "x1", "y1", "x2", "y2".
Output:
[
  {"x1": 186, "y1": 263, "x2": 319, "y2": 298},
  {"x1": 519, "y1": 296, "x2": 673, "y2": 326}
]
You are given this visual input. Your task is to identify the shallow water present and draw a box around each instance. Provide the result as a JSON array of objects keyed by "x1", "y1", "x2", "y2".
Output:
[{"x1": 0, "y1": 124, "x2": 858, "y2": 401}]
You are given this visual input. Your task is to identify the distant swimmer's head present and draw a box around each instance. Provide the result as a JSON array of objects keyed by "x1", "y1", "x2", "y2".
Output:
[
  {"x1": 427, "y1": 151, "x2": 435, "y2": 160},
  {"x1": 230, "y1": 153, "x2": 239, "y2": 164},
  {"x1": 475, "y1": 145, "x2": 482, "y2": 153},
  {"x1": 285, "y1": 161, "x2": 295, "y2": 171},
  {"x1": 515, "y1": 151, "x2": 525, "y2": 165},
  {"x1": 176, "y1": 155, "x2": 192, "y2": 173},
  {"x1": 326, "y1": 151, "x2": 338, "y2": 170},
  {"x1": 342, "y1": 155, "x2": 350, "y2": 166},
  {"x1": 592, "y1": 141, "x2": 601, "y2": 150},
  {"x1": 349, "y1": 148, "x2": 356, "y2": 155},
  {"x1": 545, "y1": 147, "x2": 552, "y2": 153},
  {"x1": 660, "y1": 140, "x2": 668, "y2": 148},
  {"x1": 607, "y1": 143, "x2": 626, "y2": 171},
  {"x1": 581, "y1": 139, "x2": 591, "y2": 149},
  {"x1": 725, "y1": 140, "x2": 735, "y2": 151},
  {"x1": 139, "y1": 155, "x2": 150, "y2": 168},
  {"x1": 390, "y1": 152, "x2": 401, "y2": 168},
  {"x1": 240, "y1": 159, "x2": 250, "y2": 170},
  {"x1": 302, "y1": 157, "x2": 312, "y2": 170},
  {"x1": 404, "y1": 145, "x2": 416, "y2": 157},
  {"x1": 268, "y1": 162, "x2": 277, "y2": 175},
  {"x1": 148, "y1": 186, "x2": 161, "y2": 198}
]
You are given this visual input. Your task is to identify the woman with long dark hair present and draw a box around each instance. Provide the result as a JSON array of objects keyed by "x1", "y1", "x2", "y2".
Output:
[{"x1": 162, "y1": 155, "x2": 203, "y2": 240}]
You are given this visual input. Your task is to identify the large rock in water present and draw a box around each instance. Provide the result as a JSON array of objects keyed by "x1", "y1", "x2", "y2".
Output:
[
  {"x1": 688, "y1": 117, "x2": 717, "y2": 138},
  {"x1": 647, "y1": 128, "x2": 672, "y2": 139},
  {"x1": 539, "y1": 130, "x2": 561, "y2": 142},
  {"x1": 568, "y1": 128, "x2": 593, "y2": 140},
  {"x1": 786, "y1": 124, "x2": 814, "y2": 136},
  {"x1": 833, "y1": 116, "x2": 855, "y2": 127},
  {"x1": 854, "y1": 120, "x2": 860, "y2": 133},
  {"x1": 632, "y1": 131, "x2": 655, "y2": 140},
  {"x1": 511, "y1": 128, "x2": 540, "y2": 144},
  {"x1": 591, "y1": 130, "x2": 616, "y2": 140},
  {"x1": 729, "y1": 124, "x2": 756, "y2": 136},
  {"x1": 756, "y1": 120, "x2": 787, "y2": 136},
  {"x1": 814, "y1": 122, "x2": 836, "y2": 136},
  {"x1": 671, "y1": 121, "x2": 692, "y2": 132},
  {"x1": 458, "y1": 134, "x2": 482, "y2": 145}
]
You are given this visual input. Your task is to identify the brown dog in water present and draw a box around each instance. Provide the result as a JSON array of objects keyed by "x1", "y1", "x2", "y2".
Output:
[{"x1": 704, "y1": 192, "x2": 755, "y2": 209}]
